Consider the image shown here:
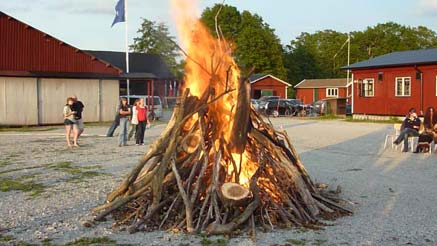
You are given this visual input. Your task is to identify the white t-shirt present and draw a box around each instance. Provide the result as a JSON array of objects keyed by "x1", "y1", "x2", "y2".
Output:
[{"x1": 131, "y1": 105, "x2": 139, "y2": 125}]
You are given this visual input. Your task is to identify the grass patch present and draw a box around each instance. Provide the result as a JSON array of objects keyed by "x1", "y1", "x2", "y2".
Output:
[
  {"x1": 48, "y1": 161, "x2": 103, "y2": 182},
  {"x1": 286, "y1": 238, "x2": 306, "y2": 245},
  {"x1": 0, "y1": 176, "x2": 46, "y2": 196},
  {"x1": 200, "y1": 237, "x2": 228, "y2": 246},
  {"x1": 0, "y1": 235, "x2": 15, "y2": 242},
  {"x1": 0, "y1": 126, "x2": 59, "y2": 132},
  {"x1": 0, "y1": 159, "x2": 12, "y2": 168},
  {"x1": 344, "y1": 116, "x2": 402, "y2": 124},
  {"x1": 66, "y1": 237, "x2": 116, "y2": 246},
  {"x1": 312, "y1": 239, "x2": 328, "y2": 245},
  {"x1": 84, "y1": 122, "x2": 112, "y2": 127},
  {"x1": 315, "y1": 114, "x2": 344, "y2": 120}
]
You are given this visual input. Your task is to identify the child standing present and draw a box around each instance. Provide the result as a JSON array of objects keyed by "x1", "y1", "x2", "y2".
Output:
[{"x1": 135, "y1": 98, "x2": 149, "y2": 145}]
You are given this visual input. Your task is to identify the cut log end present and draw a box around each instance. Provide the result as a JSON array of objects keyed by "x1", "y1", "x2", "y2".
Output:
[
  {"x1": 182, "y1": 133, "x2": 201, "y2": 154},
  {"x1": 221, "y1": 182, "x2": 250, "y2": 201}
]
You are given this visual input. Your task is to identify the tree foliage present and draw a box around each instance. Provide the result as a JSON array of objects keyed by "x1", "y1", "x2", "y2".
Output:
[
  {"x1": 285, "y1": 22, "x2": 437, "y2": 85},
  {"x1": 130, "y1": 18, "x2": 183, "y2": 78},
  {"x1": 201, "y1": 5, "x2": 287, "y2": 79}
]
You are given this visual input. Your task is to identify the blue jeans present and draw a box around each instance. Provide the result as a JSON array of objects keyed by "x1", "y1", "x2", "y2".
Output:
[
  {"x1": 395, "y1": 128, "x2": 419, "y2": 151},
  {"x1": 106, "y1": 115, "x2": 120, "y2": 137},
  {"x1": 119, "y1": 117, "x2": 129, "y2": 145}
]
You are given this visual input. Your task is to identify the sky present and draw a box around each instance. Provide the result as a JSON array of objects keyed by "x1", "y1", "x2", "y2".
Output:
[{"x1": 1, "y1": 0, "x2": 437, "y2": 52}]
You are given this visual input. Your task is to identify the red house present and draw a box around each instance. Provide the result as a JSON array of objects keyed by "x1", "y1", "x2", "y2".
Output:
[
  {"x1": 343, "y1": 49, "x2": 437, "y2": 116},
  {"x1": 249, "y1": 74, "x2": 291, "y2": 99},
  {"x1": 294, "y1": 78, "x2": 348, "y2": 104}
]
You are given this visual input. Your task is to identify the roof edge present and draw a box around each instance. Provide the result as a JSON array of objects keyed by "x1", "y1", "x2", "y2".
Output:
[{"x1": 250, "y1": 74, "x2": 291, "y2": 86}]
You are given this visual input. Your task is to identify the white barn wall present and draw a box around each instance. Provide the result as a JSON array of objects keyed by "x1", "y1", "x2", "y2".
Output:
[
  {"x1": 100, "y1": 80, "x2": 119, "y2": 122},
  {"x1": 39, "y1": 78, "x2": 101, "y2": 124},
  {"x1": 0, "y1": 77, "x2": 38, "y2": 125}
]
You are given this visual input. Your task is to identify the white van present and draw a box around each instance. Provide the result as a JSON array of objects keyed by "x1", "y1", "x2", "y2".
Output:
[{"x1": 121, "y1": 95, "x2": 164, "y2": 120}]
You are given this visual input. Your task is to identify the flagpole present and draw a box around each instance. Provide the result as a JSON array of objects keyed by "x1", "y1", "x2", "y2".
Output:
[
  {"x1": 125, "y1": 0, "x2": 130, "y2": 103},
  {"x1": 347, "y1": 33, "x2": 352, "y2": 113}
]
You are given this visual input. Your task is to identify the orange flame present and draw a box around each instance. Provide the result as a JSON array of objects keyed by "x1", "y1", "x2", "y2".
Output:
[{"x1": 172, "y1": 0, "x2": 256, "y2": 187}]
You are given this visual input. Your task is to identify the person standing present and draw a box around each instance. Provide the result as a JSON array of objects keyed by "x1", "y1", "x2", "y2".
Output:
[
  {"x1": 118, "y1": 97, "x2": 131, "y2": 147},
  {"x1": 63, "y1": 97, "x2": 79, "y2": 148},
  {"x1": 394, "y1": 108, "x2": 421, "y2": 152},
  {"x1": 128, "y1": 99, "x2": 140, "y2": 141},
  {"x1": 107, "y1": 104, "x2": 121, "y2": 137},
  {"x1": 71, "y1": 95, "x2": 85, "y2": 142},
  {"x1": 417, "y1": 107, "x2": 437, "y2": 149},
  {"x1": 135, "y1": 98, "x2": 148, "y2": 146}
]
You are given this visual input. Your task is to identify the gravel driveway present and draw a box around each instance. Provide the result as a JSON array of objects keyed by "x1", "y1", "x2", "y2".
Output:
[{"x1": 0, "y1": 118, "x2": 436, "y2": 245}]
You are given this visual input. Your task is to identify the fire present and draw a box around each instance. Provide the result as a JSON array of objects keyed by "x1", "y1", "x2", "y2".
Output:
[{"x1": 172, "y1": 0, "x2": 257, "y2": 186}]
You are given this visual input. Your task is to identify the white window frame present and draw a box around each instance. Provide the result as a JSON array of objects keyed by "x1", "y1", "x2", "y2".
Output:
[
  {"x1": 362, "y1": 78, "x2": 375, "y2": 97},
  {"x1": 395, "y1": 77, "x2": 411, "y2": 97},
  {"x1": 326, "y1": 88, "x2": 339, "y2": 98}
]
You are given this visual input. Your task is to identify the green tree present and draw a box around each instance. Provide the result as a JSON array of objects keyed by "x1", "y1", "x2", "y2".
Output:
[
  {"x1": 353, "y1": 22, "x2": 437, "y2": 59},
  {"x1": 130, "y1": 18, "x2": 182, "y2": 78},
  {"x1": 284, "y1": 23, "x2": 437, "y2": 85},
  {"x1": 200, "y1": 4, "x2": 241, "y2": 41},
  {"x1": 200, "y1": 5, "x2": 287, "y2": 79}
]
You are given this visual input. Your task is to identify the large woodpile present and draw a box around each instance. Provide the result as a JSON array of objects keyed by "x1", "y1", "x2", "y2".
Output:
[
  {"x1": 91, "y1": 83, "x2": 351, "y2": 235},
  {"x1": 91, "y1": 0, "x2": 352, "y2": 236}
]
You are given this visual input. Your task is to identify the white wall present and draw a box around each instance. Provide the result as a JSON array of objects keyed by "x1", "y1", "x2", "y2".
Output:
[
  {"x1": 0, "y1": 77, "x2": 38, "y2": 125},
  {"x1": 0, "y1": 77, "x2": 119, "y2": 125}
]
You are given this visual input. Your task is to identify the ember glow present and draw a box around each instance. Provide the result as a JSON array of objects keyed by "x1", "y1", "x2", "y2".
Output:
[{"x1": 171, "y1": 0, "x2": 256, "y2": 186}]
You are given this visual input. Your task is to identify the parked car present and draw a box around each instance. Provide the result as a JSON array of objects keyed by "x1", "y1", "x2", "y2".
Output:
[
  {"x1": 258, "y1": 96, "x2": 280, "y2": 110},
  {"x1": 312, "y1": 100, "x2": 327, "y2": 115},
  {"x1": 122, "y1": 95, "x2": 164, "y2": 120},
  {"x1": 251, "y1": 99, "x2": 260, "y2": 110},
  {"x1": 264, "y1": 99, "x2": 294, "y2": 117},
  {"x1": 285, "y1": 99, "x2": 314, "y2": 116}
]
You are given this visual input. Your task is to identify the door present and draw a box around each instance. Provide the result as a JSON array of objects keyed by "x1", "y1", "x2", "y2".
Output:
[
  {"x1": 254, "y1": 90, "x2": 262, "y2": 99},
  {"x1": 313, "y1": 88, "x2": 319, "y2": 102}
]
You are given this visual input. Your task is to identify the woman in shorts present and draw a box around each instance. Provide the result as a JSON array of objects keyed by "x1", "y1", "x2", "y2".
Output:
[{"x1": 63, "y1": 97, "x2": 78, "y2": 148}]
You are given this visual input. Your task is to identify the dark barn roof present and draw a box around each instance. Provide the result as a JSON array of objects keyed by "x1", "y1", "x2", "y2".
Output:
[
  {"x1": 343, "y1": 48, "x2": 437, "y2": 70},
  {"x1": 249, "y1": 74, "x2": 266, "y2": 82},
  {"x1": 249, "y1": 74, "x2": 291, "y2": 86},
  {"x1": 85, "y1": 50, "x2": 175, "y2": 79},
  {"x1": 294, "y1": 78, "x2": 348, "y2": 88}
]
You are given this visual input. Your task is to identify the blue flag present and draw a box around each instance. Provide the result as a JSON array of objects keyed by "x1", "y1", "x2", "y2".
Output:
[{"x1": 111, "y1": 0, "x2": 125, "y2": 27}]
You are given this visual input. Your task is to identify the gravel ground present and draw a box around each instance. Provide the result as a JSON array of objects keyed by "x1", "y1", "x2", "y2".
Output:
[{"x1": 0, "y1": 117, "x2": 436, "y2": 245}]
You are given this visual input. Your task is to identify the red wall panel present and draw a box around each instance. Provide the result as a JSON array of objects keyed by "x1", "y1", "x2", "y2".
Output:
[
  {"x1": 0, "y1": 12, "x2": 120, "y2": 75},
  {"x1": 296, "y1": 87, "x2": 348, "y2": 104},
  {"x1": 351, "y1": 65, "x2": 437, "y2": 116},
  {"x1": 250, "y1": 77, "x2": 288, "y2": 99}
]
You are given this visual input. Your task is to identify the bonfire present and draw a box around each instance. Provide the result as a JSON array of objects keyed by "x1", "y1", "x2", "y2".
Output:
[{"x1": 91, "y1": 0, "x2": 351, "y2": 236}]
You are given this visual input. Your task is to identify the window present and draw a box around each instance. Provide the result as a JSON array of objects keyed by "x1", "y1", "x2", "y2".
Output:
[
  {"x1": 361, "y1": 79, "x2": 374, "y2": 97},
  {"x1": 395, "y1": 77, "x2": 411, "y2": 97},
  {"x1": 326, "y1": 88, "x2": 338, "y2": 97}
]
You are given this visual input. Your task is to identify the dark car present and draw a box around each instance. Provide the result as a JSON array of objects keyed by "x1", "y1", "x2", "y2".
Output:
[
  {"x1": 286, "y1": 99, "x2": 313, "y2": 116},
  {"x1": 264, "y1": 99, "x2": 294, "y2": 117},
  {"x1": 258, "y1": 96, "x2": 280, "y2": 110},
  {"x1": 312, "y1": 100, "x2": 327, "y2": 115}
]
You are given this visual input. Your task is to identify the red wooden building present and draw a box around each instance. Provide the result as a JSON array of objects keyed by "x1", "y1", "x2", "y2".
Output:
[
  {"x1": 0, "y1": 11, "x2": 122, "y2": 125},
  {"x1": 343, "y1": 49, "x2": 437, "y2": 116},
  {"x1": 249, "y1": 74, "x2": 290, "y2": 99},
  {"x1": 294, "y1": 78, "x2": 348, "y2": 104}
]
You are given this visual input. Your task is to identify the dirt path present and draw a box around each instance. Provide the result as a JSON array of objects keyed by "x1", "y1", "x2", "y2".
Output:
[{"x1": 0, "y1": 119, "x2": 436, "y2": 245}]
